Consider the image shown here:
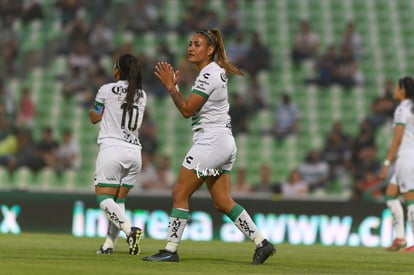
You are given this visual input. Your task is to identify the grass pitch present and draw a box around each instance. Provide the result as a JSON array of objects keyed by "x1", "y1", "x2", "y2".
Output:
[{"x1": 0, "y1": 233, "x2": 412, "y2": 275}]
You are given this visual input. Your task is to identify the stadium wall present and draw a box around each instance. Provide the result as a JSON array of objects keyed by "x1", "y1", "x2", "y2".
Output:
[{"x1": 0, "y1": 191, "x2": 411, "y2": 247}]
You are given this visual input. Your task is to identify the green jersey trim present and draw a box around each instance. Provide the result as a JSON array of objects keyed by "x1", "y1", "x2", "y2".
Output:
[{"x1": 192, "y1": 89, "x2": 209, "y2": 98}]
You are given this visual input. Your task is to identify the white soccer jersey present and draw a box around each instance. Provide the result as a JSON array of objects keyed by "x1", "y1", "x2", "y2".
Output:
[
  {"x1": 94, "y1": 80, "x2": 147, "y2": 147},
  {"x1": 394, "y1": 99, "x2": 414, "y2": 155},
  {"x1": 190, "y1": 62, "x2": 231, "y2": 132}
]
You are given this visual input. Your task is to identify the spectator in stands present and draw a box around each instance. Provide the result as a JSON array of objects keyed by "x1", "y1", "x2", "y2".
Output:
[
  {"x1": 21, "y1": 0, "x2": 44, "y2": 25},
  {"x1": 139, "y1": 152, "x2": 159, "y2": 190},
  {"x1": 351, "y1": 119, "x2": 376, "y2": 166},
  {"x1": 143, "y1": 42, "x2": 176, "y2": 99},
  {"x1": 366, "y1": 79, "x2": 398, "y2": 130},
  {"x1": 62, "y1": 11, "x2": 90, "y2": 52},
  {"x1": 55, "y1": 0, "x2": 83, "y2": 27},
  {"x1": 0, "y1": 100, "x2": 14, "y2": 142},
  {"x1": 155, "y1": 155, "x2": 175, "y2": 190},
  {"x1": 89, "y1": 17, "x2": 114, "y2": 58},
  {"x1": 124, "y1": 0, "x2": 160, "y2": 33},
  {"x1": 249, "y1": 75, "x2": 268, "y2": 113},
  {"x1": 322, "y1": 130, "x2": 352, "y2": 182},
  {"x1": 55, "y1": 128, "x2": 80, "y2": 175},
  {"x1": 0, "y1": 79, "x2": 15, "y2": 117},
  {"x1": 226, "y1": 32, "x2": 249, "y2": 67},
  {"x1": 175, "y1": 0, "x2": 211, "y2": 35},
  {"x1": 328, "y1": 120, "x2": 352, "y2": 150},
  {"x1": 340, "y1": 22, "x2": 363, "y2": 59},
  {"x1": 142, "y1": 155, "x2": 175, "y2": 191},
  {"x1": 33, "y1": 126, "x2": 60, "y2": 172},
  {"x1": 221, "y1": 0, "x2": 244, "y2": 37},
  {"x1": 333, "y1": 46, "x2": 363, "y2": 91},
  {"x1": 0, "y1": 16, "x2": 19, "y2": 78},
  {"x1": 229, "y1": 93, "x2": 249, "y2": 136},
  {"x1": 0, "y1": 128, "x2": 20, "y2": 166},
  {"x1": 5, "y1": 128, "x2": 39, "y2": 173},
  {"x1": 84, "y1": 58, "x2": 112, "y2": 108},
  {"x1": 67, "y1": 42, "x2": 93, "y2": 73},
  {"x1": 291, "y1": 20, "x2": 319, "y2": 69},
  {"x1": 305, "y1": 45, "x2": 337, "y2": 88},
  {"x1": 139, "y1": 110, "x2": 159, "y2": 161},
  {"x1": 280, "y1": 168, "x2": 309, "y2": 198},
  {"x1": 239, "y1": 32, "x2": 272, "y2": 77},
  {"x1": 352, "y1": 145, "x2": 381, "y2": 185},
  {"x1": 232, "y1": 167, "x2": 252, "y2": 194},
  {"x1": 272, "y1": 93, "x2": 301, "y2": 143},
  {"x1": 62, "y1": 65, "x2": 88, "y2": 99},
  {"x1": 299, "y1": 149, "x2": 330, "y2": 192},
  {"x1": 16, "y1": 87, "x2": 35, "y2": 129},
  {"x1": 0, "y1": 1, "x2": 22, "y2": 24},
  {"x1": 252, "y1": 164, "x2": 279, "y2": 193},
  {"x1": 352, "y1": 170, "x2": 382, "y2": 201}
]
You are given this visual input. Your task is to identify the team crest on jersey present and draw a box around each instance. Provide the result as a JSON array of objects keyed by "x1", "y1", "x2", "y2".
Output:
[{"x1": 220, "y1": 72, "x2": 228, "y2": 82}]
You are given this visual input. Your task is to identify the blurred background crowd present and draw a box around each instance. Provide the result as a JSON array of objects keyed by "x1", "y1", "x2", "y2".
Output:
[{"x1": 0, "y1": 0, "x2": 409, "y2": 201}]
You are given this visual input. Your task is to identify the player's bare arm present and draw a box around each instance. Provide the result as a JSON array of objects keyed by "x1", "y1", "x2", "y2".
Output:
[{"x1": 155, "y1": 61, "x2": 206, "y2": 118}]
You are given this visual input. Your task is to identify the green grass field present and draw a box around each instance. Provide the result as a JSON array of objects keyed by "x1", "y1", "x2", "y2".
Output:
[{"x1": 0, "y1": 233, "x2": 412, "y2": 275}]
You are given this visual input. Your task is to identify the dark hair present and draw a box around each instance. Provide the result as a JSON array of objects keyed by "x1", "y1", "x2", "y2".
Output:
[
  {"x1": 196, "y1": 28, "x2": 244, "y2": 76},
  {"x1": 116, "y1": 54, "x2": 143, "y2": 112}
]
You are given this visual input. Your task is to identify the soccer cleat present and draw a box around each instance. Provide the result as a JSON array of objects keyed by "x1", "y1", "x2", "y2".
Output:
[
  {"x1": 403, "y1": 245, "x2": 414, "y2": 252},
  {"x1": 96, "y1": 245, "x2": 113, "y2": 254},
  {"x1": 142, "y1": 249, "x2": 180, "y2": 262},
  {"x1": 127, "y1": 227, "x2": 143, "y2": 255},
  {"x1": 386, "y1": 238, "x2": 407, "y2": 251},
  {"x1": 252, "y1": 239, "x2": 276, "y2": 265}
]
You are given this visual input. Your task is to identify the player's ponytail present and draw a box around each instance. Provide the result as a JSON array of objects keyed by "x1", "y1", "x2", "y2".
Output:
[
  {"x1": 117, "y1": 54, "x2": 143, "y2": 112},
  {"x1": 198, "y1": 28, "x2": 244, "y2": 76}
]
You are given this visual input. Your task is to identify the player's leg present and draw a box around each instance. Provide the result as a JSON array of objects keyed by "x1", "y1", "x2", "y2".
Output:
[
  {"x1": 403, "y1": 191, "x2": 414, "y2": 252},
  {"x1": 94, "y1": 146, "x2": 140, "y2": 254},
  {"x1": 142, "y1": 166, "x2": 204, "y2": 262},
  {"x1": 385, "y1": 178, "x2": 406, "y2": 251},
  {"x1": 206, "y1": 173, "x2": 275, "y2": 265},
  {"x1": 97, "y1": 186, "x2": 121, "y2": 255},
  {"x1": 96, "y1": 186, "x2": 134, "y2": 237},
  {"x1": 395, "y1": 157, "x2": 414, "y2": 252}
]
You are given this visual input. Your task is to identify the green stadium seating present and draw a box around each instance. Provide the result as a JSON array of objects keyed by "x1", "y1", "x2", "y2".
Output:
[{"x1": 1, "y1": 0, "x2": 405, "y2": 194}]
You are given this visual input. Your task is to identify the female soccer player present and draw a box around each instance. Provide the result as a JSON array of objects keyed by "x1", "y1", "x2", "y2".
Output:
[
  {"x1": 142, "y1": 28, "x2": 275, "y2": 264},
  {"x1": 379, "y1": 76, "x2": 414, "y2": 252},
  {"x1": 88, "y1": 54, "x2": 146, "y2": 255}
]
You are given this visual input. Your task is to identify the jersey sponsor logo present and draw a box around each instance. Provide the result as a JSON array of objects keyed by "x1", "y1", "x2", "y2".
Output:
[
  {"x1": 112, "y1": 85, "x2": 127, "y2": 95},
  {"x1": 202, "y1": 73, "x2": 210, "y2": 79},
  {"x1": 195, "y1": 84, "x2": 206, "y2": 91}
]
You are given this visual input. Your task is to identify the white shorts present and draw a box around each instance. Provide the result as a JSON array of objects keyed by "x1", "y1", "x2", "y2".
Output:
[
  {"x1": 94, "y1": 144, "x2": 142, "y2": 188},
  {"x1": 182, "y1": 130, "x2": 237, "y2": 176},
  {"x1": 395, "y1": 154, "x2": 414, "y2": 193}
]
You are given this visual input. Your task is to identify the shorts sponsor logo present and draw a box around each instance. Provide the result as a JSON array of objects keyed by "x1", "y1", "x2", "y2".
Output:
[{"x1": 195, "y1": 163, "x2": 220, "y2": 178}]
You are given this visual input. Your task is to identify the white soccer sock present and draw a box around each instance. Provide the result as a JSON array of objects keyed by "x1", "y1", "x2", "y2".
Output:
[
  {"x1": 228, "y1": 204, "x2": 265, "y2": 247},
  {"x1": 99, "y1": 198, "x2": 132, "y2": 236},
  {"x1": 102, "y1": 202, "x2": 124, "y2": 250},
  {"x1": 165, "y1": 208, "x2": 189, "y2": 252},
  {"x1": 387, "y1": 199, "x2": 405, "y2": 239},
  {"x1": 407, "y1": 204, "x2": 414, "y2": 238}
]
